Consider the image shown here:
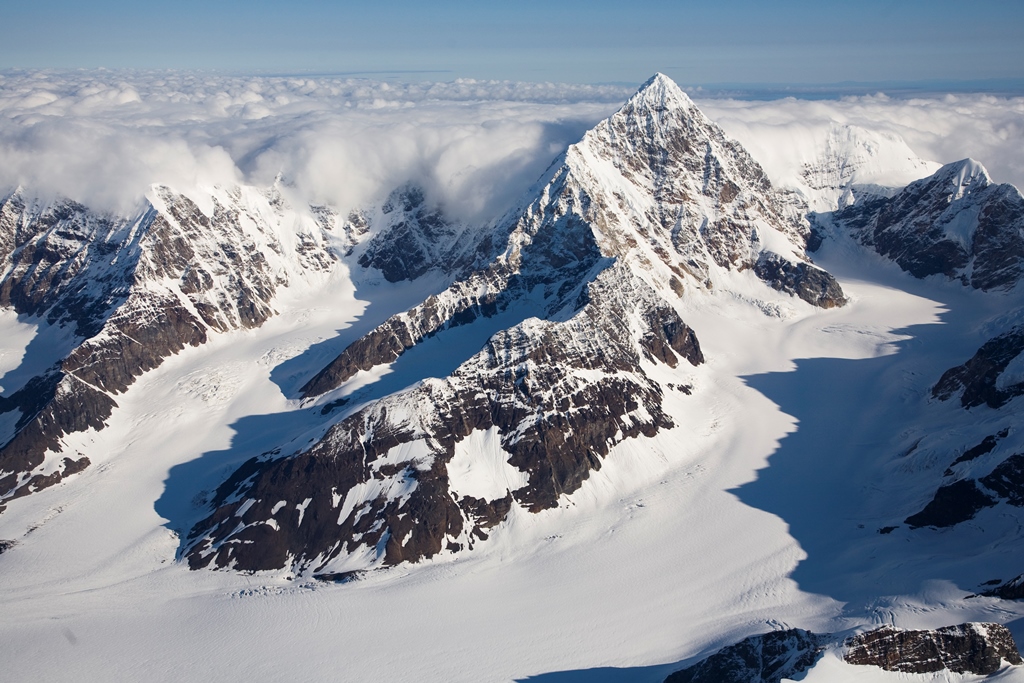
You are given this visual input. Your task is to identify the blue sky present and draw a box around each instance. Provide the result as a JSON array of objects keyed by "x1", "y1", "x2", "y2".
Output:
[{"x1": 3, "y1": 0, "x2": 1024, "y2": 85}]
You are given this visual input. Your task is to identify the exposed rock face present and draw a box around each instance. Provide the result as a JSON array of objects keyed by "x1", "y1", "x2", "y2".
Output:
[
  {"x1": 904, "y1": 327, "x2": 1024, "y2": 529},
  {"x1": 752, "y1": 251, "x2": 846, "y2": 308},
  {"x1": 356, "y1": 184, "x2": 475, "y2": 283},
  {"x1": 905, "y1": 447, "x2": 1024, "y2": 529},
  {"x1": 904, "y1": 479, "x2": 997, "y2": 529},
  {"x1": 933, "y1": 326, "x2": 1024, "y2": 409},
  {"x1": 834, "y1": 159, "x2": 1024, "y2": 290},
  {"x1": 664, "y1": 629, "x2": 826, "y2": 683},
  {"x1": 946, "y1": 428, "x2": 1009, "y2": 474},
  {"x1": 0, "y1": 184, "x2": 339, "y2": 506},
  {"x1": 184, "y1": 74, "x2": 844, "y2": 575},
  {"x1": 665, "y1": 622, "x2": 1022, "y2": 682},
  {"x1": 980, "y1": 453, "x2": 1024, "y2": 505},
  {"x1": 844, "y1": 623, "x2": 1023, "y2": 675},
  {"x1": 185, "y1": 263, "x2": 702, "y2": 571},
  {"x1": 571, "y1": 74, "x2": 839, "y2": 300},
  {"x1": 983, "y1": 573, "x2": 1024, "y2": 600}
]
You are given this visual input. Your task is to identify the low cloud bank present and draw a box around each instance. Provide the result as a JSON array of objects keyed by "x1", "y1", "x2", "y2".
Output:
[
  {"x1": 1, "y1": 71, "x2": 1022, "y2": 222},
  {"x1": 0, "y1": 71, "x2": 627, "y2": 220},
  {"x1": 701, "y1": 93, "x2": 1024, "y2": 191}
]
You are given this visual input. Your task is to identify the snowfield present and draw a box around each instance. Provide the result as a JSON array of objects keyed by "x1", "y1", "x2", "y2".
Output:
[{"x1": 1, "y1": 220, "x2": 1022, "y2": 682}]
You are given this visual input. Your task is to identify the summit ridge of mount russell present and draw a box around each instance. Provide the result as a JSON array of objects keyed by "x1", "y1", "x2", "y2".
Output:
[{"x1": 182, "y1": 73, "x2": 846, "y2": 574}]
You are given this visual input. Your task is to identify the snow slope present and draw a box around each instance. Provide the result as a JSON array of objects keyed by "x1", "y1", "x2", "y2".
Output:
[{"x1": 1, "y1": 203, "x2": 1022, "y2": 682}]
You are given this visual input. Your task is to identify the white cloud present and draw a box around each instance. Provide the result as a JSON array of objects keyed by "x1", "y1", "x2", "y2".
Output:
[
  {"x1": 1, "y1": 70, "x2": 1022, "y2": 224},
  {"x1": 699, "y1": 93, "x2": 1024, "y2": 192},
  {"x1": 0, "y1": 71, "x2": 628, "y2": 219}
]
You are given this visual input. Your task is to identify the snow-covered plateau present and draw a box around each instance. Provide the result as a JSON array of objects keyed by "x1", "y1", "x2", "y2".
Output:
[{"x1": 2, "y1": 73, "x2": 1024, "y2": 682}]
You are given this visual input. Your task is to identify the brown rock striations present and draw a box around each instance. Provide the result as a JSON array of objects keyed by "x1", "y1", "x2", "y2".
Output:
[
  {"x1": 844, "y1": 623, "x2": 1023, "y2": 675},
  {"x1": 664, "y1": 622, "x2": 1022, "y2": 682},
  {"x1": 185, "y1": 263, "x2": 702, "y2": 572},
  {"x1": 185, "y1": 74, "x2": 844, "y2": 575},
  {"x1": 0, "y1": 185, "x2": 337, "y2": 505}
]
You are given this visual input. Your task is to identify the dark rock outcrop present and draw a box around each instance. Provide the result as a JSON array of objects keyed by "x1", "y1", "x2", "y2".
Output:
[
  {"x1": 357, "y1": 184, "x2": 472, "y2": 283},
  {"x1": 844, "y1": 623, "x2": 1023, "y2": 674},
  {"x1": 947, "y1": 428, "x2": 1009, "y2": 474},
  {"x1": 906, "y1": 450, "x2": 1024, "y2": 529},
  {"x1": 753, "y1": 251, "x2": 847, "y2": 309},
  {"x1": 665, "y1": 629, "x2": 826, "y2": 683},
  {"x1": 904, "y1": 479, "x2": 997, "y2": 528},
  {"x1": 982, "y1": 574, "x2": 1024, "y2": 600},
  {"x1": 980, "y1": 453, "x2": 1024, "y2": 506},
  {"x1": 665, "y1": 622, "x2": 1022, "y2": 682},
  {"x1": 933, "y1": 326, "x2": 1024, "y2": 409}
]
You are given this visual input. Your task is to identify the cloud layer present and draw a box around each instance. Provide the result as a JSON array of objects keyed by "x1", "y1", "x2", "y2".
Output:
[
  {"x1": 1, "y1": 71, "x2": 1023, "y2": 223},
  {"x1": 0, "y1": 71, "x2": 629, "y2": 219},
  {"x1": 701, "y1": 93, "x2": 1024, "y2": 192}
]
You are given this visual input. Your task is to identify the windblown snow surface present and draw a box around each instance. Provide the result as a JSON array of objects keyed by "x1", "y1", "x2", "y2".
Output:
[
  {"x1": 1, "y1": 229, "x2": 1021, "y2": 682},
  {"x1": 2, "y1": 74, "x2": 1024, "y2": 682}
]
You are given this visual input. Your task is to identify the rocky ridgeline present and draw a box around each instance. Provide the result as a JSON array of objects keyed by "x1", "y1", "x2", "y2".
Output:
[
  {"x1": 821, "y1": 161, "x2": 1024, "y2": 541},
  {"x1": 903, "y1": 447, "x2": 1024, "y2": 530},
  {"x1": 833, "y1": 158, "x2": 1024, "y2": 291},
  {"x1": 566, "y1": 73, "x2": 844, "y2": 308},
  {"x1": 934, "y1": 325, "x2": 1024, "y2": 410},
  {"x1": 665, "y1": 623, "x2": 1022, "y2": 682},
  {"x1": 185, "y1": 74, "x2": 845, "y2": 575},
  {"x1": 665, "y1": 629, "x2": 826, "y2": 683},
  {"x1": 305, "y1": 74, "x2": 846, "y2": 399},
  {"x1": 185, "y1": 262, "x2": 703, "y2": 571},
  {"x1": 0, "y1": 185, "x2": 339, "y2": 509}
]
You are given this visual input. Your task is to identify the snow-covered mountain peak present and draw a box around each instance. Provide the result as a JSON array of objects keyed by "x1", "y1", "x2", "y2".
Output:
[
  {"x1": 587, "y1": 73, "x2": 716, "y2": 155},
  {"x1": 541, "y1": 73, "x2": 844, "y2": 309},
  {"x1": 623, "y1": 72, "x2": 696, "y2": 113},
  {"x1": 933, "y1": 157, "x2": 993, "y2": 200},
  {"x1": 795, "y1": 122, "x2": 940, "y2": 211},
  {"x1": 183, "y1": 76, "x2": 847, "y2": 578},
  {"x1": 832, "y1": 154, "x2": 1024, "y2": 290}
]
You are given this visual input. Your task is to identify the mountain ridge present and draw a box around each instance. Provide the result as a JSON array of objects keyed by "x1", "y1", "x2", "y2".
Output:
[
  {"x1": 0, "y1": 183, "x2": 342, "y2": 508},
  {"x1": 828, "y1": 157, "x2": 1024, "y2": 290},
  {"x1": 183, "y1": 72, "x2": 847, "y2": 574}
]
